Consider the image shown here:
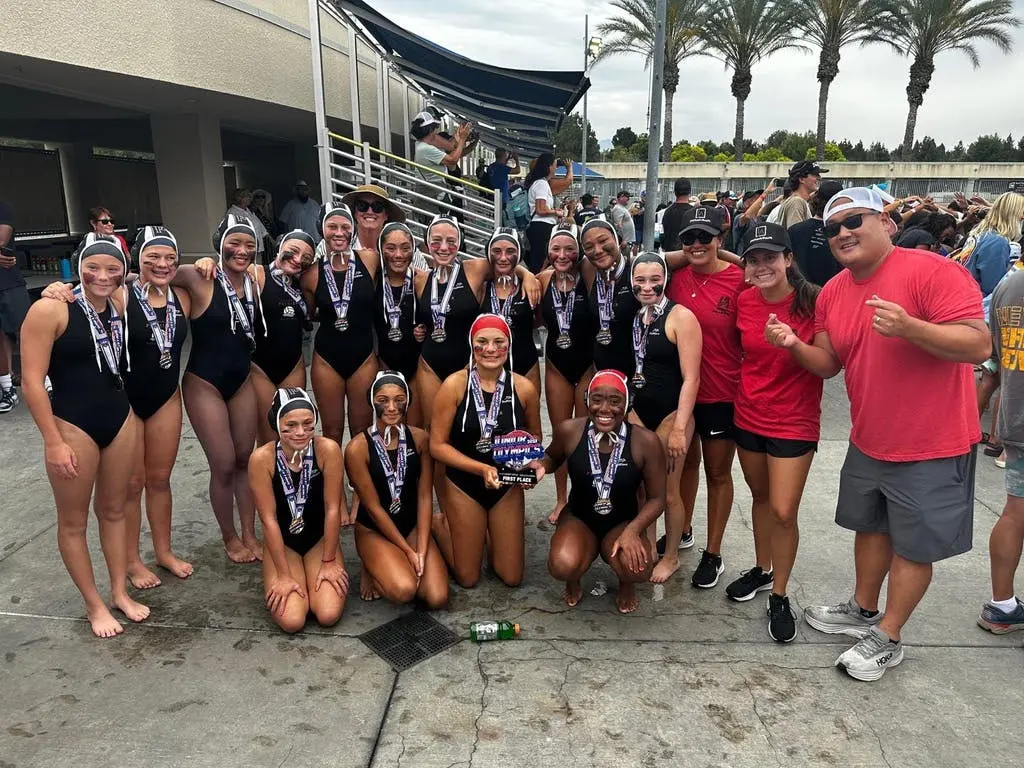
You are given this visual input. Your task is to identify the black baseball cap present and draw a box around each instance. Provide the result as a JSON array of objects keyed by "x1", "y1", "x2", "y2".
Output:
[
  {"x1": 789, "y1": 160, "x2": 828, "y2": 178},
  {"x1": 815, "y1": 180, "x2": 844, "y2": 204},
  {"x1": 740, "y1": 222, "x2": 792, "y2": 257},
  {"x1": 681, "y1": 205, "x2": 728, "y2": 235}
]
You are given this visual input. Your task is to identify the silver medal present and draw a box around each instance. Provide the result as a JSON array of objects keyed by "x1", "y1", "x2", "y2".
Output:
[
  {"x1": 556, "y1": 332, "x2": 572, "y2": 350},
  {"x1": 387, "y1": 327, "x2": 403, "y2": 342},
  {"x1": 596, "y1": 328, "x2": 612, "y2": 346}
]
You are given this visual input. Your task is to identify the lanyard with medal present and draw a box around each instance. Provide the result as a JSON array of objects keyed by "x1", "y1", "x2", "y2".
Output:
[
  {"x1": 275, "y1": 442, "x2": 315, "y2": 534},
  {"x1": 469, "y1": 367, "x2": 506, "y2": 454},
  {"x1": 383, "y1": 269, "x2": 411, "y2": 342},
  {"x1": 488, "y1": 277, "x2": 517, "y2": 323},
  {"x1": 323, "y1": 253, "x2": 354, "y2": 331},
  {"x1": 74, "y1": 285, "x2": 124, "y2": 389},
  {"x1": 550, "y1": 273, "x2": 576, "y2": 350},
  {"x1": 218, "y1": 268, "x2": 255, "y2": 348},
  {"x1": 587, "y1": 422, "x2": 628, "y2": 515},
  {"x1": 631, "y1": 298, "x2": 666, "y2": 389},
  {"x1": 595, "y1": 257, "x2": 624, "y2": 346},
  {"x1": 430, "y1": 262, "x2": 461, "y2": 342},
  {"x1": 270, "y1": 267, "x2": 307, "y2": 319},
  {"x1": 132, "y1": 282, "x2": 176, "y2": 370},
  {"x1": 369, "y1": 423, "x2": 408, "y2": 516}
]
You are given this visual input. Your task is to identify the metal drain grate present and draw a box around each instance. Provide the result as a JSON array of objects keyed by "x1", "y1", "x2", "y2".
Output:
[{"x1": 360, "y1": 611, "x2": 461, "y2": 671}]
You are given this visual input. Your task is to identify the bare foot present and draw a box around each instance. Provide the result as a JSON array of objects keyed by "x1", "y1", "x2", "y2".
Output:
[
  {"x1": 563, "y1": 580, "x2": 583, "y2": 607},
  {"x1": 127, "y1": 561, "x2": 162, "y2": 590},
  {"x1": 87, "y1": 604, "x2": 124, "y2": 638},
  {"x1": 225, "y1": 537, "x2": 257, "y2": 563},
  {"x1": 156, "y1": 552, "x2": 194, "y2": 579},
  {"x1": 616, "y1": 582, "x2": 640, "y2": 614},
  {"x1": 651, "y1": 554, "x2": 680, "y2": 584},
  {"x1": 548, "y1": 501, "x2": 566, "y2": 526},
  {"x1": 360, "y1": 566, "x2": 382, "y2": 601},
  {"x1": 111, "y1": 593, "x2": 151, "y2": 623},
  {"x1": 242, "y1": 535, "x2": 264, "y2": 562}
]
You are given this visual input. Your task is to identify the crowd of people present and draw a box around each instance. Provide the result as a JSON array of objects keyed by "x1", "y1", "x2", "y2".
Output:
[{"x1": 2, "y1": 146, "x2": 1022, "y2": 683}]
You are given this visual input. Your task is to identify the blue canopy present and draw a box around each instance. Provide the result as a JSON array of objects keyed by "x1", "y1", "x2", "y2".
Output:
[
  {"x1": 555, "y1": 161, "x2": 604, "y2": 179},
  {"x1": 333, "y1": 0, "x2": 590, "y2": 156}
]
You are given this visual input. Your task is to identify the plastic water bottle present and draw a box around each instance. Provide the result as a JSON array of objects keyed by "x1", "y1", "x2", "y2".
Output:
[
  {"x1": 469, "y1": 620, "x2": 520, "y2": 642},
  {"x1": 59, "y1": 258, "x2": 72, "y2": 280}
]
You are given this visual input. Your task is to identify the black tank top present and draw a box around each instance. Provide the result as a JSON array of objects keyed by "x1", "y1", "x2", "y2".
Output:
[
  {"x1": 587, "y1": 256, "x2": 640, "y2": 374},
  {"x1": 567, "y1": 421, "x2": 642, "y2": 518},
  {"x1": 541, "y1": 272, "x2": 591, "y2": 348},
  {"x1": 272, "y1": 443, "x2": 327, "y2": 540},
  {"x1": 314, "y1": 254, "x2": 375, "y2": 333},
  {"x1": 357, "y1": 424, "x2": 421, "y2": 536},
  {"x1": 636, "y1": 300, "x2": 682, "y2": 392},
  {"x1": 373, "y1": 274, "x2": 422, "y2": 378},
  {"x1": 451, "y1": 372, "x2": 527, "y2": 470}
]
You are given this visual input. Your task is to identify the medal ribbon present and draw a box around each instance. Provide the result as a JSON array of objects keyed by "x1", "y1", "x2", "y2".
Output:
[
  {"x1": 271, "y1": 267, "x2": 307, "y2": 318},
  {"x1": 217, "y1": 268, "x2": 254, "y2": 342},
  {"x1": 470, "y1": 368, "x2": 506, "y2": 444},
  {"x1": 430, "y1": 262, "x2": 461, "y2": 334},
  {"x1": 586, "y1": 422, "x2": 627, "y2": 501},
  {"x1": 488, "y1": 279, "x2": 517, "y2": 322},
  {"x1": 383, "y1": 270, "x2": 411, "y2": 333},
  {"x1": 132, "y1": 282, "x2": 176, "y2": 359},
  {"x1": 595, "y1": 257, "x2": 625, "y2": 332},
  {"x1": 549, "y1": 277, "x2": 575, "y2": 336},
  {"x1": 369, "y1": 423, "x2": 408, "y2": 510},
  {"x1": 632, "y1": 298, "x2": 666, "y2": 378},
  {"x1": 322, "y1": 255, "x2": 354, "y2": 327},
  {"x1": 275, "y1": 442, "x2": 314, "y2": 534},
  {"x1": 73, "y1": 286, "x2": 123, "y2": 376}
]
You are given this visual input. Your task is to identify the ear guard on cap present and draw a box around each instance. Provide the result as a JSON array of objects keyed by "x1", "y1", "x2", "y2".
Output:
[{"x1": 268, "y1": 387, "x2": 319, "y2": 433}]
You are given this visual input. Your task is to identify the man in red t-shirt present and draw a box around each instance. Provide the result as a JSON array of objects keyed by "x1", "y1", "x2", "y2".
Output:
[{"x1": 766, "y1": 186, "x2": 990, "y2": 681}]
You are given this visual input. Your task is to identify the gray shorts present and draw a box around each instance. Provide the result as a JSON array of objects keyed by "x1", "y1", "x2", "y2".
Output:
[
  {"x1": 835, "y1": 443, "x2": 976, "y2": 564},
  {"x1": 0, "y1": 286, "x2": 30, "y2": 338}
]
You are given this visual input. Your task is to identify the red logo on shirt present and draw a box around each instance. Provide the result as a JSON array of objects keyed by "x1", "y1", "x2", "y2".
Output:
[{"x1": 714, "y1": 297, "x2": 732, "y2": 315}]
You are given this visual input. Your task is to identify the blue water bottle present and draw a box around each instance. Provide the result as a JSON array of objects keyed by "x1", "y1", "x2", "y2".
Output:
[{"x1": 59, "y1": 257, "x2": 72, "y2": 280}]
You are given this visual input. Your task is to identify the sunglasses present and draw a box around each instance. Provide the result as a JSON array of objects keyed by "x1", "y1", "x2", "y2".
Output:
[
  {"x1": 354, "y1": 199, "x2": 386, "y2": 213},
  {"x1": 682, "y1": 230, "x2": 716, "y2": 246},
  {"x1": 97, "y1": 218, "x2": 114, "y2": 225},
  {"x1": 823, "y1": 212, "x2": 879, "y2": 239}
]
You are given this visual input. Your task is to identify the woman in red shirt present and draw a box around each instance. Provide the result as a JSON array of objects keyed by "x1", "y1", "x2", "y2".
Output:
[
  {"x1": 665, "y1": 206, "x2": 746, "y2": 589},
  {"x1": 730, "y1": 222, "x2": 822, "y2": 643}
]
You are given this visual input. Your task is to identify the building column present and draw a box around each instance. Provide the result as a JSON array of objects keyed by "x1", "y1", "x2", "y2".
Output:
[
  {"x1": 150, "y1": 113, "x2": 226, "y2": 261},
  {"x1": 52, "y1": 141, "x2": 100, "y2": 234}
]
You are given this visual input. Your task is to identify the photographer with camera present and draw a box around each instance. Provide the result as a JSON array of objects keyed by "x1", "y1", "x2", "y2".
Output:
[
  {"x1": 411, "y1": 111, "x2": 473, "y2": 224},
  {"x1": 524, "y1": 154, "x2": 574, "y2": 273}
]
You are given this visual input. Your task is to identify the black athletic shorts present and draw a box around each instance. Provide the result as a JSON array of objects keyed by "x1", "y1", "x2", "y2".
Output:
[
  {"x1": 734, "y1": 426, "x2": 817, "y2": 458},
  {"x1": 0, "y1": 286, "x2": 30, "y2": 338},
  {"x1": 693, "y1": 402, "x2": 735, "y2": 441}
]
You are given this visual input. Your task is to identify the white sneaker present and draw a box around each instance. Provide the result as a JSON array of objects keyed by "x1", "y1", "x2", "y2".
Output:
[
  {"x1": 0, "y1": 387, "x2": 17, "y2": 414},
  {"x1": 835, "y1": 626, "x2": 903, "y2": 682}
]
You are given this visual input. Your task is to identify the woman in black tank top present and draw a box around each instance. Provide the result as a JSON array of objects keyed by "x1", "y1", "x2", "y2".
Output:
[
  {"x1": 628, "y1": 253, "x2": 702, "y2": 585},
  {"x1": 348, "y1": 371, "x2": 448, "y2": 609},
  {"x1": 21, "y1": 234, "x2": 150, "y2": 638},
  {"x1": 537, "y1": 371, "x2": 666, "y2": 613},
  {"x1": 249, "y1": 387, "x2": 348, "y2": 633}
]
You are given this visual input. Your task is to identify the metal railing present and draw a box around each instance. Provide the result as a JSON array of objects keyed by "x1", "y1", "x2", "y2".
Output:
[{"x1": 327, "y1": 131, "x2": 502, "y2": 258}]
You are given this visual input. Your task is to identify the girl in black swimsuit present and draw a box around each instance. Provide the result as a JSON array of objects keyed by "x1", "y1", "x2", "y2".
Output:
[
  {"x1": 538, "y1": 370, "x2": 666, "y2": 613},
  {"x1": 197, "y1": 230, "x2": 316, "y2": 445},
  {"x1": 301, "y1": 204, "x2": 380, "y2": 453},
  {"x1": 580, "y1": 219, "x2": 641, "y2": 377},
  {"x1": 429, "y1": 314, "x2": 542, "y2": 588},
  {"x1": 347, "y1": 371, "x2": 448, "y2": 609},
  {"x1": 250, "y1": 387, "x2": 349, "y2": 633},
  {"x1": 481, "y1": 228, "x2": 540, "y2": 390},
  {"x1": 538, "y1": 223, "x2": 594, "y2": 523},
  {"x1": 374, "y1": 224, "x2": 427, "y2": 425},
  {"x1": 21, "y1": 234, "x2": 149, "y2": 638},
  {"x1": 175, "y1": 214, "x2": 262, "y2": 564}
]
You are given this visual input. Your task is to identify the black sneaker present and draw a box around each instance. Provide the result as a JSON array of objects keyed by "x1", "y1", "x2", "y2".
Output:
[
  {"x1": 655, "y1": 528, "x2": 694, "y2": 556},
  {"x1": 767, "y1": 593, "x2": 797, "y2": 643},
  {"x1": 691, "y1": 550, "x2": 724, "y2": 589},
  {"x1": 725, "y1": 566, "x2": 774, "y2": 602}
]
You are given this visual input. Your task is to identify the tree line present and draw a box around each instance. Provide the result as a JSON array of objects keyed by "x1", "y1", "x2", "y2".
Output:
[{"x1": 584, "y1": 0, "x2": 1019, "y2": 163}]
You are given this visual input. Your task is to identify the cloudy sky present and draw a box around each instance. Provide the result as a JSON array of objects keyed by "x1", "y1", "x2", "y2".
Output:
[{"x1": 370, "y1": 0, "x2": 1024, "y2": 150}]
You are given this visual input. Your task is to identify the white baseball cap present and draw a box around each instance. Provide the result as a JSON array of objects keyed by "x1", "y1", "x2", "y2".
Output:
[
  {"x1": 411, "y1": 111, "x2": 440, "y2": 131},
  {"x1": 823, "y1": 186, "x2": 886, "y2": 223}
]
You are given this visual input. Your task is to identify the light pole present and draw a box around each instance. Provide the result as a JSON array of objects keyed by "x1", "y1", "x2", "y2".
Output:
[
  {"x1": 581, "y1": 17, "x2": 601, "y2": 195},
  {"x1": 642, "y1": 0, "x2": 666, "y2": 252}
]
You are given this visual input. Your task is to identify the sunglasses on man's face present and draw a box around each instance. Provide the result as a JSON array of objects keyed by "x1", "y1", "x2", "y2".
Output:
[
  {"x1": 682, "y1": 230, "x2": 715, "y2": 246},
  {"x1": 823, "y1": 212, "x2": 879, "y2": 239},
  {"x1": 354, "y1": 199, "x2": 386, "y2": 213}
]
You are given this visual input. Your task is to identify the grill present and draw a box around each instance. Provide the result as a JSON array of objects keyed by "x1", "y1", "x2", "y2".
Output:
[{"x1": 360, "y1": 611, "x2": 461, "y2": 671}]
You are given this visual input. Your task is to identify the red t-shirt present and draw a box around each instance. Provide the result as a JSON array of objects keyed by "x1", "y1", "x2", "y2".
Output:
[
  {"x1": 668, "y1": 263, "x2": 746, "y2": 403},
  {"x1": 815, "y1": 246, "x2": 983, "y2": 461},
  {"x1": 735, "y1": 289, "x2": 822, "y2": 441}
]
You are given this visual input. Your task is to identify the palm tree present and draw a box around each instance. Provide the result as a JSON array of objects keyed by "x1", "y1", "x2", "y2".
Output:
[
  {"x1": 698, "y1": 0, "x2": 805, "y2": 161},
  {"x1": 792, "y1": 0, "x2": 883, "y2": 161},
  {"x1": 595, "y1": 0, "x2": 707, "y2": 160},
  {"x1": 874, "y1": 0, "x2": 1019, "y2": 160}
]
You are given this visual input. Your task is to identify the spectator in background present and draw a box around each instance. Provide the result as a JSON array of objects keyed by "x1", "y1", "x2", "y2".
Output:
[
  {"x1": 250, "y1": 189, "x2": 278, "y2": 240},
  {"x1": 486, "y1": 150, "x2": 520, "y2": 207},
  {"x1": 631, "y1": 190, "x2": 647, "y2": 247},
  {"x1": 768, "y1": 161, "x2": 826, "y2": 229},
  {"x1": 604, "y1": 197, "x2": 616, "y2": 218},
  {"x1": 717, "y1": 191, "x2": 739, "y2": 215},
  {"x1": 227, "y1": 188, "x2": 269, "y2": 261},
  {"x1": 661, "y1": 178, "x2": 693, "y2": 252},
  {"x1": 88, "y1": 207, "x2": 130, "y2": 260},
  {"x1": 524, "y1": 153, "x2": 573, "y2": 272},
  {"x1": 574, "y1": 193, "x2": 600, "y2": 227},
  {"x1": 610, "y1": 190, "x2": 636, "y2": 253},
  {"x1": 732, "y1": 189, "x2": 762, "y2": 249},
  {"x1": 0, "y1": 200, "x2": 30, "y2": 413},
  {"x1": 789, "y1": 179, "x2": 844, "y2": 286},
  {"x1": 411, "y1": 112, "x2": 472, "y2": 221},
  {"x1": 279, "y1": 181, "x2": 322, "y2": 241},
  {"x1": 958, "y1": 192, "x2": 1024, "y2": 296},
  {"x1": 896, "y1": 211, "x2": 957, "y2": 254}
]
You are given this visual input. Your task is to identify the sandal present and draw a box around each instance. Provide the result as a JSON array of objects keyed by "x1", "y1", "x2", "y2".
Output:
[{"x1": 985, "y1": 442, "x2": 1004, "y2": 457}]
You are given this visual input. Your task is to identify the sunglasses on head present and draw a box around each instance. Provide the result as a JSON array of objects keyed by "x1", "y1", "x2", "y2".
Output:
[
  {"x1": 823, "y1": 212, "x2": 879, "y2": 239},
  {"x1": 354, "y1": 199, "x2": 386, "y2": 213},
  {"x1": 682, "y1": 230, "x2": 715, "y2": 246}
]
